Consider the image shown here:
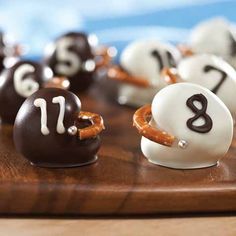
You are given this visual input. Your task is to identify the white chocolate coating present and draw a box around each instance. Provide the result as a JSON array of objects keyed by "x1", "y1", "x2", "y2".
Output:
[
  {"x1": 141, "y1": 83, "x2": 233, "y2": 169},
  {"x1": 190, "y1": 18, "x2": 236, "y2": 68},
  {"x1": 118, "y1": 39, "x2": 181, "y2": 107},
  {"x1": 177, "y1": 54, "x2": 236, "y2": 118}
]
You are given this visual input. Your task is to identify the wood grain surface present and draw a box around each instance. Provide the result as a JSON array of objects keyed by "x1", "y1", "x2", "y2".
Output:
[
  {"x1": 1, "y1": 216, "x2": 236, "y2": 236},
  {"x1": 0, "y1": 87, "x2": 236, "y2": 215}
]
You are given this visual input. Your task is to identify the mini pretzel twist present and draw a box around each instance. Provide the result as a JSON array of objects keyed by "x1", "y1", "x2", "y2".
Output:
[
  {"x1": 77, "y1": 111, "x2": 105, "y2": 140},
  {"x1": 133, "y1": 104, "x2": 175, "y2": 147},
  {"x1": 107, "y1": 65, "x2": 152, "y2": 88},
  {"x1": 94, "y1": 46, "x2": 116, "y2": 69},
  {"x1": 44, "y1": 76, "x2": 70, "y2": 90},
  {"x1": 161, "y1": 67, "x2": 181, "y2": 84},
  {"x1": 177, "y1": 44, "x2": 194, "y2": 57}
]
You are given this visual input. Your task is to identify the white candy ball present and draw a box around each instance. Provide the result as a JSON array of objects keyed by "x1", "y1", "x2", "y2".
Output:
[
  {"x1": 177, "y1": 54, "x2": 236, "y2": 118},
  {"x1": 141, "y1": 83, "x2": 233, "y2": 169},
  {"x1": 190, "y1": 18, "x2": 236, "y2": 67},
  {"x1": 118, "y1": 39, "x2": 181, "y2": 107}
]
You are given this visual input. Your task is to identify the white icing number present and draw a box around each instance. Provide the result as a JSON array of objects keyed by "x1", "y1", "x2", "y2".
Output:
[
  {"x1": 14, "y1": 64, "x2": 39, "y2": 98},
  {"x1": 34, "y1": 98, "x2": 50, "y2": 135},
  {"x1": 34, "y1": 96, "x2": 66, "y2": 135},
  {"x1": 55, "y1": 37, "x2": 81, "y2": 77},
  {"x1": 52, "y1": 96, "x2": 66, "y2": 134}
]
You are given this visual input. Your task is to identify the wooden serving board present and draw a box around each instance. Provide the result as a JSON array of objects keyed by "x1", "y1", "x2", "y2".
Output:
[{"x1": 0, "y1": 87, "x2": 236, "y2": 216}]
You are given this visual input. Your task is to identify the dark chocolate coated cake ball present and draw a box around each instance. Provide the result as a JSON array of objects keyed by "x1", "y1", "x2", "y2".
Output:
[
  {"x1": 0, "y1": 60, "x2": 53, "y2": 123},
  {"x1": 44, "y1": 32, "x2": 96, "y2": 92},
  {"x1": 14, "y1": 88, "x2": 101, "y2": 168}
]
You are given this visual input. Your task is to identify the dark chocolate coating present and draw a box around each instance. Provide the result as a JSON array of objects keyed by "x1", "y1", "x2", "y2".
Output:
[
  {"x1": 0, "y1": 60, "x2": 53, "y2": 124},
  {"x1": 44, "y1": 32, "x2": 95, "y2": 93},
  {"x1": 14, "y1": 88, "x2": 101, "y2": 168},
  {"x1": 93, "y1": 67, "x2": 119, "y2": 103},
  {"x1": 0, "y1": 55, "x2": 4, "y2": 73},
  {"x1": 0, "y1": 32, "x2": 6, "y2": 72}
]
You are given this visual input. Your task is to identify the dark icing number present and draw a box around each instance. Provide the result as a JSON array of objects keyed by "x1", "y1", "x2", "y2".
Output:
[
  {"x1": 203, "y1": 65, "x2": 227, "y2": 94},
  {"x1": 229, "y1": 32, "x2": 236, "y2": 57},
  {"x1": 166, "y1": 51, "x2": 176, "y2": 67},
  {"x1": 186, "y1": 94, "x2": 213, "y2": 133},
  {"x1": 151, "y1": 50, "x2": 176, "y2": 71}
]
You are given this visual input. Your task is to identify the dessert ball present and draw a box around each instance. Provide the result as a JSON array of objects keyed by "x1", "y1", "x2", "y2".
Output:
[
  {"x1": 44, "y1": 32, "x2": 96, "y2": 92},
  {"x1": 189, "y1": 18, "x2": 236, "y2": 67},
  {"x1": 117, "y1": 39, "x2": 181, "y2": 107},
  {"x1": 0, "y1": 60, "x2": 54, "y2": 124},
  {"x1": 14, "y1": 88, "x2": 104, "y2": 168},
  {"x1": 176, "y1": 54, "x2": 236, "y2": 118},
  {"x1": 133, "y1": 83, "x2": 233, "y2": 169}
]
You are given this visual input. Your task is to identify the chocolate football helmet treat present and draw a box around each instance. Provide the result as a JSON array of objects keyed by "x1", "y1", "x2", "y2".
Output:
[
  {"x1": 106, "y1": 39, "x2": 181, "y2": 107},
  {"x1": 189, "y1": 18, "x2": 236, "y2": 68},
  {"x1": 133, "y1": 83, "x2": 233, "y2": 169},
  {"x1": 44, "y1": 32, "x2": 115, "y2": 92},
  {"x1": 14, "y1": 88, "x2": 105, "y2": 168},
  {"x1": 0, "y1": 60, "x2": 69, "y2": 124},
  {"x1": 161, "y1": 54, "x2": 236, "y2": 118}
]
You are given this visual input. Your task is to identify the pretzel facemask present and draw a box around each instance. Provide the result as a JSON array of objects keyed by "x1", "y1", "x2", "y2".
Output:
[{"x1": 67, "y1": 111, "x2": 105, "y2": 140}]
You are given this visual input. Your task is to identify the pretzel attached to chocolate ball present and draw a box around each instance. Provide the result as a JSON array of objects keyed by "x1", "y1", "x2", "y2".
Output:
[
  {"x1": 68, "y1": 111, "x2": 105, "y2": 140},
  {"x1": 107, "y1": 65, "x2": 152, "y2": 88},
  {"x1": 44, "y1": 76, "x2": 70, "y2": 90},
  {"x1": 133, "y1": 104, "x2": 175, "y2": 147},
  {"x1": 94, "y1": 46, "x2": 117, "y2": 69}
]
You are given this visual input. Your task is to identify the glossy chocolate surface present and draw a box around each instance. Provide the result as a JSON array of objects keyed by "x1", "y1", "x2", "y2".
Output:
[
  {"x1": 0, "y1": 60, "x2": 53, "y2": 124},
  {"x1": 14, "y1": 88, "x2": 100, "y2": 167},
  {"x1": 44, "y1": 32, "x2": 95, "y2": 92},
  {"x1": 93, "y1": 67, "x2": 119, "y2": 103},
  {"x1": 0, "y1": 32, "x2": 5, "y2": 72}
]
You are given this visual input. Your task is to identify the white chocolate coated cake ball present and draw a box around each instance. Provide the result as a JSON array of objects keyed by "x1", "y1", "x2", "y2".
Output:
[
  {"x1": 141, "y1": 83, "x2": 233, "y2": 169},
  {"x1": 189, "y1": 18, "x2": 236, "y2": 67},
  {"x1": 118, "y1": 39, "x2": 181, "y2": 107},
  {"x1": 177, "y1": 54, "x2": 236, "y2": 118}
]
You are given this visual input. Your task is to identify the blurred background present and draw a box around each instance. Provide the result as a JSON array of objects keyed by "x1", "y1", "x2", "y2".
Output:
[{"x1": 0, "y1": 0, "x2": 235, "y2": 60}]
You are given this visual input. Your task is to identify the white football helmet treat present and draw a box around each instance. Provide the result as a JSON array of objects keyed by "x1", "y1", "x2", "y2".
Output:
[
  {"x1": 162, "y1": 54, "x2": 236, "y2": 118},
  {"x1": 111, "y1": 39, "x2": 181, "y2": 107},
  {"x1": 189, "y1": 18, "x2": 236, "y2": 67},
  {"x1": 133, "y1": 83, "x2": 233, "y2": 169}
]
